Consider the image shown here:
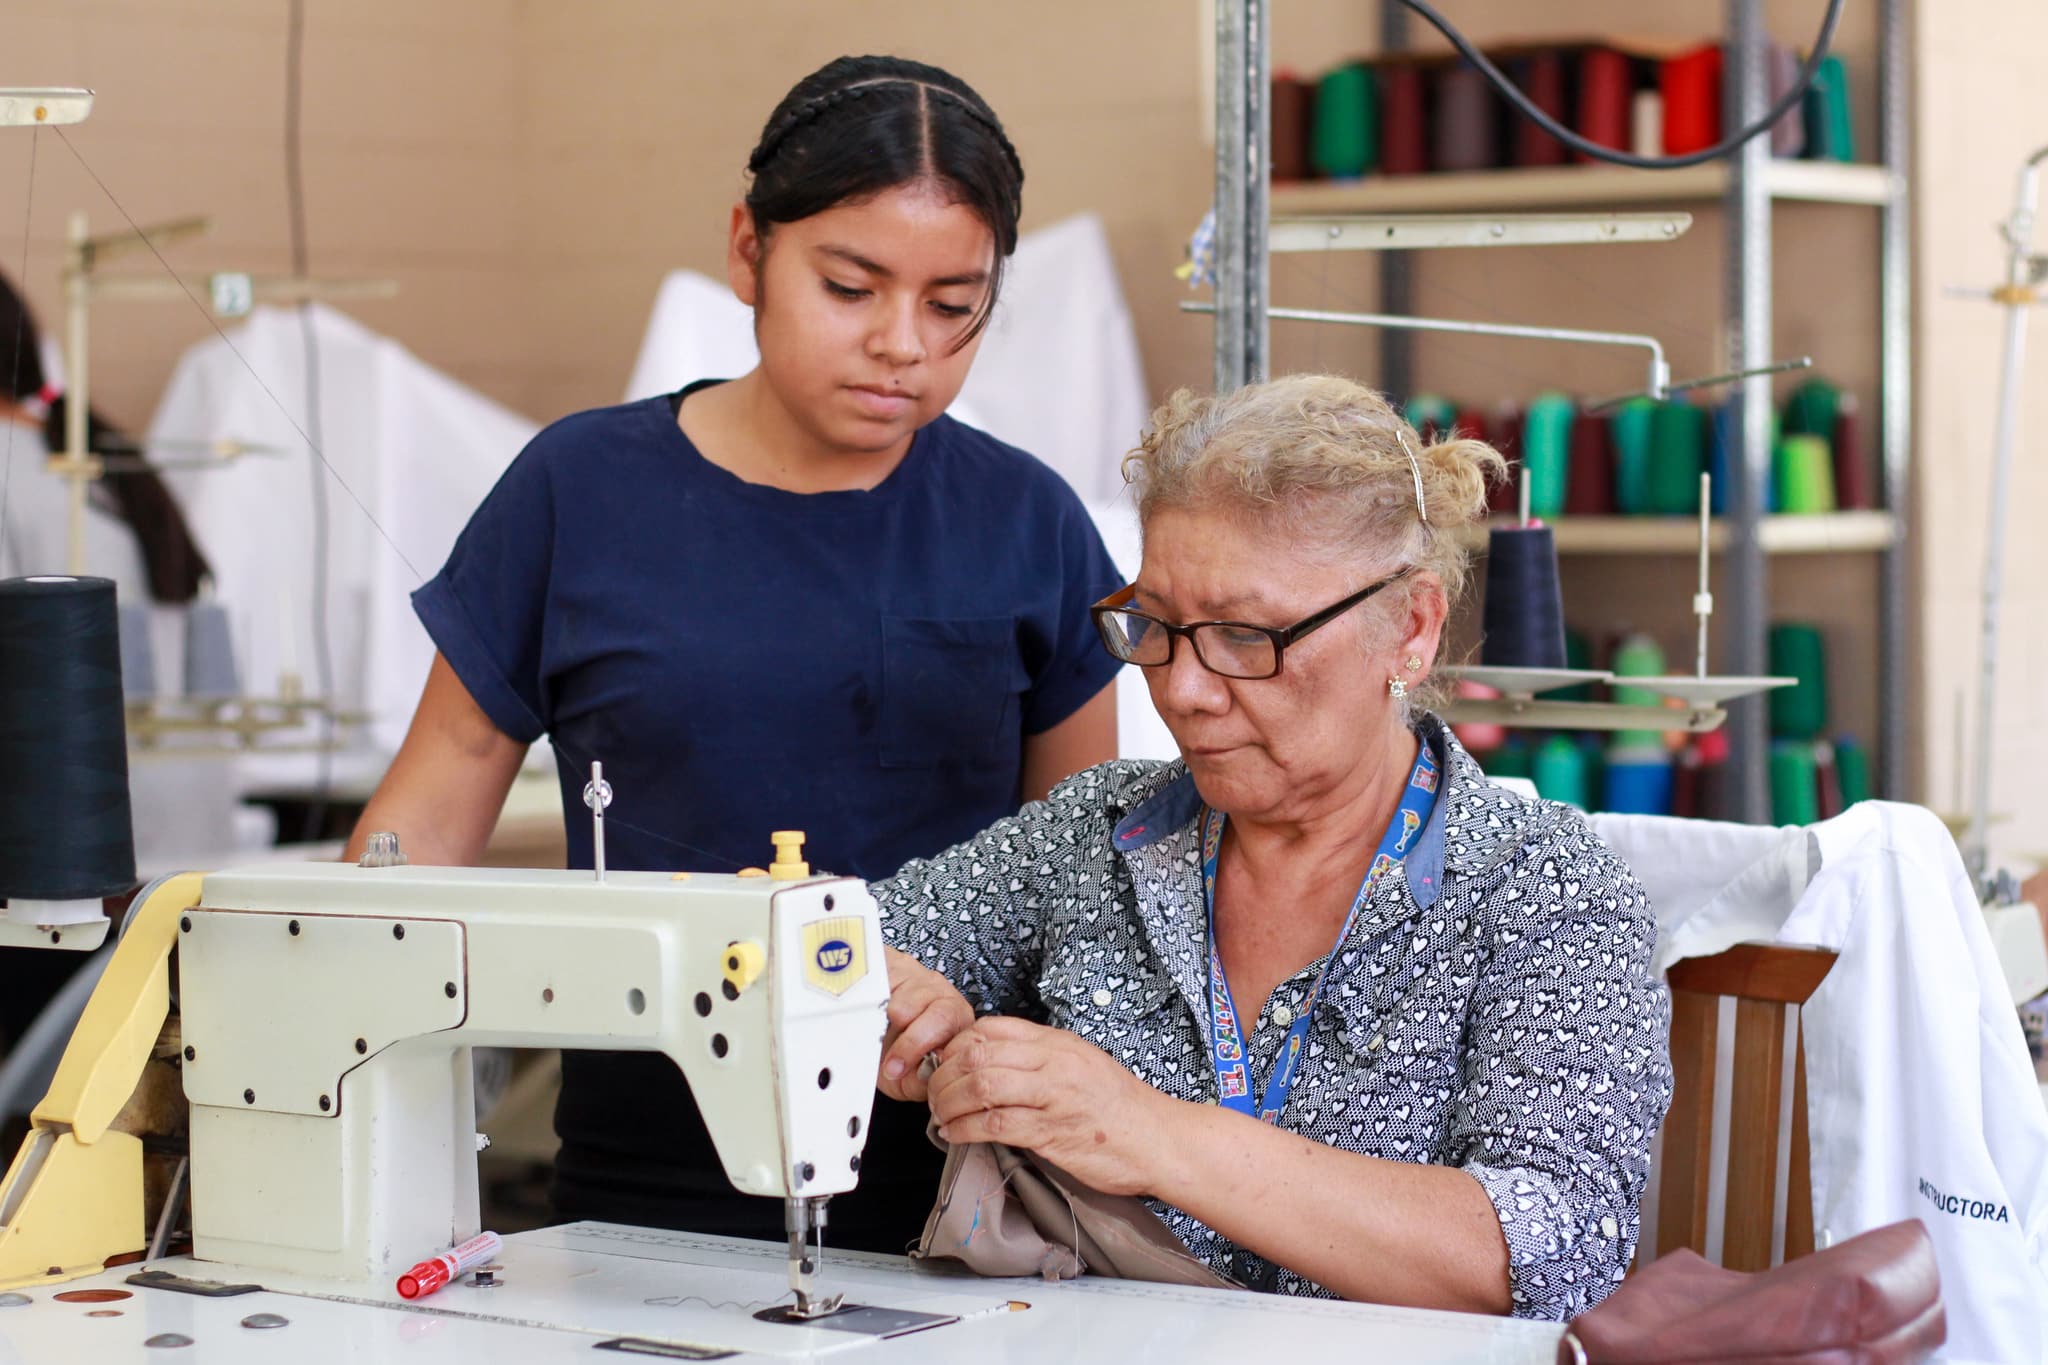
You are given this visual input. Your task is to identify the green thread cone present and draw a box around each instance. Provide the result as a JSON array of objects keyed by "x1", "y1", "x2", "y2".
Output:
[
  {"x1": 1648, "y1": 401, "x2": 1706, "y2": 515},
  {"x1": 1311, "y1": 64, "x2": 1377, "y2": 178},
  {"x1": 1611, "y1": 398, "x2": 1657, "y2": 514},
  {"x1": 1523, "y1": 390, "x2": 1574, "y2": 519},
  {"x1": 1768, "y1": 623, "x2": 1828, "y2": 739},
  {"x1": 1834, "y1": 735, "x2": 1872, "y2": 806},
  {"x1": 1486, "y1": 737, "x2": 1534, "y2": 781},
  {"x1": 1773, "y1": 433, "x2": 1836, "y2": 514},
  {"x1": 1533, "y1": 733, "x2": 1591, "y2": 810},
  {"x1": 1782, "y1": 378, "x2": 1840, "y2": 439},
  {"x1": 1771, "y1": 741, "x2": 1821, "y2": 825},
  {"x1": 1609, "y1": 632, "x2": 1667, "y2": 748}
]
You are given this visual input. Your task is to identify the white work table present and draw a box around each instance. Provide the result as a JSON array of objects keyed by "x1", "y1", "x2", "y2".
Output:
[{"x1": 0, "y1": 1223, "x2": 1563, "y2": 1364}]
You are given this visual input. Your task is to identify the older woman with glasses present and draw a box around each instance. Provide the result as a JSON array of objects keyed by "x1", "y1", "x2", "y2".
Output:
[{"x1": 873, "y1": 374, "x2": 1671, "y2": 1319}]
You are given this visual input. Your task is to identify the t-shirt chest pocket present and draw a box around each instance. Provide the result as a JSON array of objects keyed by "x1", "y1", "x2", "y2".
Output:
[{"x1": 878, "y1": 615, "x2": 1029, "y2": 769}]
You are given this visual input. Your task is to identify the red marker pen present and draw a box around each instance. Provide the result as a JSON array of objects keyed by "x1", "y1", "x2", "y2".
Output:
[{"x1": 396, "y1": 1230, "x2": 502, "y2": 1300}]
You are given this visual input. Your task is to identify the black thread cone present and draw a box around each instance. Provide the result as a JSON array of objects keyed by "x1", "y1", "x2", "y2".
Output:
[{"x1": 0, "y1": 576, "x2": 136, "y2": 901}]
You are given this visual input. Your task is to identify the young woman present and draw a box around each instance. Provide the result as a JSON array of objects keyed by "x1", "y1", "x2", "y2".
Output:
[{"x1": 346, "y1": 56, "x2": 1124, "y2": 1253}]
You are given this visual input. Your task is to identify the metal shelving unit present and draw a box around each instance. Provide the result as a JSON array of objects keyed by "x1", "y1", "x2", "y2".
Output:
[
  {"x1": 1208, "y1": 0, "x2": 1911, "y2": 823},
  {"x1": 1270, "y1": 159, "x2": 1897, "y2": 213},
  {"x1": 1452, "y1": 511, "x2": 1897, "y2": 556}
]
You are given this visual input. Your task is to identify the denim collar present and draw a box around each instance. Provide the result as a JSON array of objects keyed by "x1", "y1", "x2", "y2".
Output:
[{"x1": 1109, "y1": 714, "x2": 1467, "y2": 910}]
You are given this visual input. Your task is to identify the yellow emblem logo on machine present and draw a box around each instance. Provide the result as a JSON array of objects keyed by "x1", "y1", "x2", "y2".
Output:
[{"x1": 802, "y1": 916, "x2": 867, "y2": 996}]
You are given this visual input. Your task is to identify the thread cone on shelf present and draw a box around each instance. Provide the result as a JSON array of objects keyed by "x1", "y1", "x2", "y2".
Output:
[
  {"x1": 1768, "y1": 623, "x2": 1829, "y2": 740},
  {"x1": 1310, "y1": 64, "x2": 1375, "y2": 179},
  {"x1": 1480, "y1": 525, "x2": 1568, "y2": 671},
  {"x1": 1271, "y1": 74, "x2": 1314, "y2": 182},
  {"x1": 1379, "y1": 62, "x2": 1428, "y2": 175},
  {"x1": 1523, "y1": 391, "x2": 1574, "y2": 520},
  {"x1": 1574, "y1": 47, "x2": 1633, "y2": 163}
]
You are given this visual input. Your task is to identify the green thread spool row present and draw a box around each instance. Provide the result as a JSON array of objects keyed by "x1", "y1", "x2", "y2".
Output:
[
  {"x1": 1782, "y1": 377, "x2": 1841, "y2": 440},
  {"x1": 1312, "y1": 63, "x2": 1378, "y2": 179},
  {"x1": 1522, "y1": 391, "x2": 1574, "y2": 520},
  {"x1": 1833, "y1": 735, "x2": 1872, "y2": 806},
  {"x1": 1770, "y1": 741, "x2": 1822, "y2": 825},
  {"x1": 1648, "y1": 400, "x2": 1706, "y2": 515},
  {"x1": 1768, "y1": 622, "x2": 1829, "y2": 740},
  {"x1": 1608, "y1": 631, "x2": 1668, "y2": 749},
  {"x1": 1610, "y1": 397, "x2": 1657, "y2": 515},
  {"x1": 1578, "y1": 733, "x2": 1607, "y2": 809},
  {"x1": 1802, "y1": 54, "x2": 1854, "y2": 163},
  {"x1": 1485, "y1": 736, "x2": 1534, "y2": 781},
  {"x1": 1774, "y1": 434, "x2": 1836, "y2": 514},
  {"x1": 1532, "y1": 732, "x2": 1590, "y2": 810}
]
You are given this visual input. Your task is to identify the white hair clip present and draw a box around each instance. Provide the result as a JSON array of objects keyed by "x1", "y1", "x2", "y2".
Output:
[{"x1": 1396, "y1": 428, "x2": 1429, "y2": 525}]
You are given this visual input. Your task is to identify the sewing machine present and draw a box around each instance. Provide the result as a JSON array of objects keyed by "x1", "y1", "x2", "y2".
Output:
[
  {"x1": 0, "y1": 828, "x2": 888, "y2": 1319},
  {"x1": 0, "y1": 834, "x2": 1567, "y2": 1362}
]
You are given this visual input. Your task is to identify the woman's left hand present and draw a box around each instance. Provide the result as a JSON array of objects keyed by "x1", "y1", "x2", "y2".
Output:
[{"x1": 926, "y1": 1015, "x2": 1172, "y2": 1197}]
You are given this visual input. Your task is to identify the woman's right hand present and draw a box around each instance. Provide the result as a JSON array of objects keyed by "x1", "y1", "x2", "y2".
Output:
[{"x1": 879, "y1": 947, "x2": 975, "y2": 1103}]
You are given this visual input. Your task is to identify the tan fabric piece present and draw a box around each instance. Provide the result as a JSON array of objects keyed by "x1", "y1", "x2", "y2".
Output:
[{"x1": 911, "y1": 1114, "x2": 1240, "y2": 1289}]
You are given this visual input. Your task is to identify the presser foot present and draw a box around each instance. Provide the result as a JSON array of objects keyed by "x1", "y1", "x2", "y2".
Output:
[
  {"x1": 784, "y1": 1286, "x2": 846, "y2": 1320},
  {"x1": 784, "y1": 1228, "x2": 844, "y2": 1319},
  {"x1": 781, "y1": 1194, "x2": 843, "y2": 1320}
]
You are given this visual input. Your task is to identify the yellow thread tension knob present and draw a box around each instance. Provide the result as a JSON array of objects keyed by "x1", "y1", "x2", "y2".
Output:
[
  {"x1": 722, "y1": 940, "x2": 766, "y2": 994},
  {"x1": 768, "y1": 830, "x2": 809, "y2": 880}
]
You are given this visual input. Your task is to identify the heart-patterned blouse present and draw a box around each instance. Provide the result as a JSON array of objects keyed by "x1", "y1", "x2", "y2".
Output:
[{"x1": 873, "y1": 713, "x2": 1672, "y2": 1319}]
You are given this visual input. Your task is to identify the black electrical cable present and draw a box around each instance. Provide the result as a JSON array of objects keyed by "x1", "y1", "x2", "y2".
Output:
[
  {"x1": 284, "y1": 0, "x2": 338, "y2": 844},
  {"x1": 1393, "y1": 0, "x2": 1846, "y2": 170}
]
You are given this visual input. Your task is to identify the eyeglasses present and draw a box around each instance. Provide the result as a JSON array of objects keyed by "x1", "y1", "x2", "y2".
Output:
[{"x1": 1090, "y1": 567, "x2": 1415, "y2": 681}]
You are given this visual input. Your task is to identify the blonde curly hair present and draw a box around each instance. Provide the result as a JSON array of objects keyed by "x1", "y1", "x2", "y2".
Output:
[{"x1": 1120, "y1": 374, "x2": 1505, "y2": 706}]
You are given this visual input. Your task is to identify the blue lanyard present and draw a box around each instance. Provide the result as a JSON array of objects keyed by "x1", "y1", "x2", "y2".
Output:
[{"x1": 1200, "y1": 745, "x2": 1438, "y2": 1124}]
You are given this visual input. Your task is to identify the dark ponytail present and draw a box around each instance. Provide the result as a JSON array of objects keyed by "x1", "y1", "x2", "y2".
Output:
[
  {"x1": 744, "y1": 56, "x2": 1024, "y2": 344},
  {"x1": 0, "y1": 272, "x2": 211, "y2": 603}
]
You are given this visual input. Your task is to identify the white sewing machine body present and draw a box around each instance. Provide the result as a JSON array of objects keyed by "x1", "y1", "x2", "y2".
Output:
[{"x1": 175, "y1": 860, "x2": 887, "y2": 1284}]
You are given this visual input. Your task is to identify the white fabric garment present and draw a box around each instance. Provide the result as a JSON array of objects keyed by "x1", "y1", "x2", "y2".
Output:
[
  {"x1": 0, "y1": 419, "x2": 150, "y2": 597},
  {"x1": 1590, "y1": 812, "x2": 1816, "y2": 975},
  {"x1": 1083, "y1": 495, "x2": 1176, "y2": 763},
  {"x1": 1600, "y1": 804, "x2": 2048, "y2": 1364},
  {"x1": 620, "y1": 270, "x2": 760, "y2": 404},
  {"x1": 952, "y1": 213, "x2": 1150, "y2": 504},
  {"x1": 152, "y1": 305, "x2": 538, "y2": 778},
  {"x1": 622, "y1": 213, "x2": 1148, "y2": 503}
]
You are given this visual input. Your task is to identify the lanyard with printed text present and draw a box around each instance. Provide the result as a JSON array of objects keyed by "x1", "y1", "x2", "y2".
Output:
[{"x1": 1200, "y1": 744, "x2": 1438, "y2": 1123}]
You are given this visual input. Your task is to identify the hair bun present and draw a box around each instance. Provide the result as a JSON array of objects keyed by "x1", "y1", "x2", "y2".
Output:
[{"x1": 1419, "y1": 435, "x2": 1506, "y2": 528}]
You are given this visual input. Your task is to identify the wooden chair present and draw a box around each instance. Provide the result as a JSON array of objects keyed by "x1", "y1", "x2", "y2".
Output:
[{"x1": 1654, "y1": 943, "x2": 1839, "y2": 1272}]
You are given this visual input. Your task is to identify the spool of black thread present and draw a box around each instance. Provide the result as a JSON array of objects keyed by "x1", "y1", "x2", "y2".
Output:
[
  {"x1": 1480, "y1": 527, "x2": 1568, "y2": 670},
  {"x1": 0, "y1": 576, "x2": 136, "y2": 901}
]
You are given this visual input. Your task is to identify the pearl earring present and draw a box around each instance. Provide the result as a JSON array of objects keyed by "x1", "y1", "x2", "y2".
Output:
[{"x1": 1388, "y1": 676, "x2": 1408, "y2": 700}]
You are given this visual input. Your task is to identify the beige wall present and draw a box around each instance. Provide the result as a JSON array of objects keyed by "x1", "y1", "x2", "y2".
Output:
[
  {"x1": 1, "y1": 1, "x2": 2036, "y2": 844},
  {"x1": 1, "y1": 0, "x2": 1220, "y2": 428},
  {"x1": 0, "y1": 1, "x2": 531, "y2": 427},
  {"x1": 1914, "y1": 2, "x2": 2048, "y2": 867}
]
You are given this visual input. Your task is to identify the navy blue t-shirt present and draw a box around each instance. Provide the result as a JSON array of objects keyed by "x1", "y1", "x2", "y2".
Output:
[{"x1": 412, "y1": 384, "x2": 1125, "y2": 1249}]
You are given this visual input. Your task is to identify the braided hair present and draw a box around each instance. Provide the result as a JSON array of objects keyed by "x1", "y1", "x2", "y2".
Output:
[{"x1": 744, "y1": 56, "x2": 1023, "y2": 345}]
